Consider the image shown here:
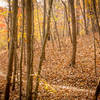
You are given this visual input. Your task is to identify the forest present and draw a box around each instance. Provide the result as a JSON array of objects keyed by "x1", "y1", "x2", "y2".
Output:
[{"x1": 0, "y1": 0, "x2": 100, "y2": 100}]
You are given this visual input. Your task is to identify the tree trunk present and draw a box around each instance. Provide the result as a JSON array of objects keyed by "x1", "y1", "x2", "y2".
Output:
[
  {"x1": 82, "y1": 0, "x2": 88, "y2": 35},
  {"x1": 76, "y1": 0, "x2": 80, "y2": 35},
  {"x1": 7, "y1": 0, "x2": 11, "y2": 50},
  {"x1": 36, "y1": 1, "x2": 42, "y2": 43},
  {"x1": 52, "y1": 11, "x2": 61, "y2": 51},
  {"x1": 94, "y1": 81, "x2": 100, "y2": 100},
  {"x1": 12, "y1": 1, "x2": 18, "y2": 90},
  {"x1": 69, "y1": 0, "x2": 77, "y2": 67},
  {"x1": 19, "y1": 0, "x2": 25, "y2": 99},
  {"x1": 34, "y1": 0, "x2": 53, "y2": 100},
  {"x1": 98, "y1": 0, "x2": 100, "y2": 17},
  {"x1": 12, "y1": 52, "x2": 17, "y2": 91},
  {"x1": 4, "y1": 0, "x2": 18, "y2": 100},
  {"x1": 42, "y1": 0, "x2": 46, "y2": 60},
  {"x1": 26, "y1": 0, "x2": 33, "y2": 100},
  {"x1": 92, "y1": 0, "x2": 100, "y2": 38}
]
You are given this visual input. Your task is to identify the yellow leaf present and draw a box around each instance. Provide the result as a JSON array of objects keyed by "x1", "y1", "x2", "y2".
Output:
[{"x1": 8, "y1": 38, "x2": 10, "y2": 42}]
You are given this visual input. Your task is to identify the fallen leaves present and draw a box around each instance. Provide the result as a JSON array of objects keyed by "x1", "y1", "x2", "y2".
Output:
[{"x1": 0, "y1": 34, "x2": 100, "y2": 99}]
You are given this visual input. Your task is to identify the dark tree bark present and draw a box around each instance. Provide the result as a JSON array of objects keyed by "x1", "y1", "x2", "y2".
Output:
[
  {"x1": 94, "y1": 81, "x2": 100, "y2": 100},
  {"x1": 76, "y1": 0, "x2": 80, "y2": 35},
  {"x1": 12, "y1": 52, "x2": 18, "y2": 91},
  {"x1": 87, "y1": 3, "x2": 98, "y2": 99},
  {"x1": 69, "y1": 0, "x2": 77, "y2": 67},
  {"x1": 7, "y1": 0, "x2": 12, "y2": 50},
  {"x1": 26, "y1": 0, "x2": 34, "y2": 100},
  {"x1": 12, "y1": 1, "x2": 18, "y2": 90},
  {"x1": 43, "y1": 0, "x2": 46, "y2": 40},
  {"x1": 42, "y1": 0, "x2": 46, "y2": 60},
  {"x1": 98, "y1": 0, "x2": 100, "y2": 16},
  {"x1": 4, "y1": 0, "x2": 18, "y2": 100},
  {"x1": 61, "y1": 0, "x2": 72, "y2": 43}
]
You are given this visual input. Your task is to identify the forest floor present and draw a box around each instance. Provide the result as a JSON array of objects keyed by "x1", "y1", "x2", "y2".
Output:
[{"x1": 0, "y1": 34, "x2": 100, "y2": 100}]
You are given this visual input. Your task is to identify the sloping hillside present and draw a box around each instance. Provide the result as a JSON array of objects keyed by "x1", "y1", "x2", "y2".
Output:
[{"x1": 0, "y1": 34, "x2": 100, "y2": 100}]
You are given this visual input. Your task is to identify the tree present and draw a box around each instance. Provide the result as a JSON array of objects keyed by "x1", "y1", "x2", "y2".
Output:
[
  {"x1": 92, "y1": 0, "x2": 100, "y2": 38},
  {"x1": 82, "y1": 0, "x2": 88, "y2": 35},
  {"x1": 34, "y1": 0, "x2": 53, "y2": 100},
  {"x1": 69, "y1": 0, "x2": 77, "y2": 67},
  {"x1": 26, "y1": 0, "x2": 34, "y2": 100},
  {"x1": 76, "y1": 0, "x2": 80, "y2": 35},
  {"x1": 52, "y1": 10, "x2": 61, "y2": 51},
  {"x1": 12, "y1": 0, "x2": 18, "y2": 90},
  {"x1": 98, "y1": 0, "x2": 100, "y2": 15},
  {"x1": 36, "y1": 0, "x2": 42, "y2": 43},
  {"x1": 7, "y1": 0, "x2": 12, "y2": 50},
  {"x1": 42, "y1": 0, "x2": 46, "y2": 60},
  {"x1": 4, "y1": 0, "x2": 18, "y2": 100},
  {"x1": 19, "y1": 0, "x2": 25, "y2": 99},
  {"x1": 94, "y1": 81, "x2": 100, "y2": 100},
  {"x1": 43, "y1": 0, "x2": 46, "y2": 41},
  {"x1": 87, "y1": 0, "x2": 97, "y2": 76}
]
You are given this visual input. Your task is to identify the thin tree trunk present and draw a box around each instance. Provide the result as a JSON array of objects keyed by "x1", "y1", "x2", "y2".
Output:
[
  {"x1": 88, "y1": 0, "x2": 97, "y2": 76},
  {"x1": 36, "y1": 1, "x2": 42, "y2": 44},
  {"x1": 12, "y1": 52, "x2": 17, "y2": 91},
  {"x1": 63, "y1": 11, "x2": 65, "y2": 37},
  {"x1": 52, "y1": 11, "x2": 61, "y2": 51},
  {"x1": 61, "y1": 0, "x2": 72, "y2": 43},
  {"x1": 94, "y1": 81, "x2": 100, "y2": 100},
  {"x1": 43, "y1": 0, "x2": 46, "y2": 40},
  {"x1": 7, "y1": 0, "x2": 11, "y2": 50},
  {"x1": 75, "y1": 0, "x2": 80, "y2": 35},
  {"x1": 87, "y1": 0, "x2": 97, "y2": 77},
  {"x1": 26, "y1": 0, "x2": 33, "y2": 100},
  {"x1": 42, "y1": 0, "x2": 46, "y2": 59},
  {"x1": 92, "y1": 0, "x2": 100, "y2": 38},
  {"x1": 12, "y1": 0, "x2": 18, "y2": 90},
  {"x1": 93, "y1": 24, "x2": 97, "y2": 76},
  {"x1": 98, "y1": 0, "x2": 100, "y2": 16},
  {"x1": 69, "y1": 0, "x2": 77, "y2": 67},
  {"x1": 7, "y1": 0, "x2": 12, "y2": 56},
  {"x1": 19, "y1": 0, "x2": 25, "y2": 99},
  {"x1": 82, "y1": 0, "x2": 88, "y2": 35},
  {"x1": 4, "y1": 0, "x2": 18, "y2": 100},
  {"x1": 34, "y1": 0, "x2": 53, "y2": 100}
]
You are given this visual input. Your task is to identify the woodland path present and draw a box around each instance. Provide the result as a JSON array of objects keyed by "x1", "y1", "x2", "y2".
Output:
[{"x1": 0, "y1": 68, "x2": 95, "y2": 94}]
